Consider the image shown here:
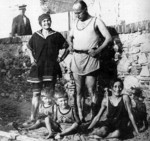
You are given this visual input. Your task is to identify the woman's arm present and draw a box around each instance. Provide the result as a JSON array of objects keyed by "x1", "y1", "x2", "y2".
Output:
[
  {"x1": 123, "y1": 95, "x2": 139, "y2": 134},
  {"x1": 27, "y1": 46, "x2": 35, "y2": 64},
  {"x1": 88, "y1": 97, "x2": 107, "y2": 129},
  {"x1": 26, "y1": 37, "x2": 36, "y2": 64}
]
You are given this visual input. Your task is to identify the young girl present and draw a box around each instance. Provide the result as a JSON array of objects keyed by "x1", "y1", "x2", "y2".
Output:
[{"x1": 88, "y1": 78, "x2": 139, "y2": 139}]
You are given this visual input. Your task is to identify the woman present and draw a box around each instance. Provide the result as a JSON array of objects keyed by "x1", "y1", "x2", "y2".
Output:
[
  {"x1": 88, "y1": 78, "x2": 139, "y2": 139},
  {"x1": 25, "y1": 13, "x2": 69, "y2": 125}
]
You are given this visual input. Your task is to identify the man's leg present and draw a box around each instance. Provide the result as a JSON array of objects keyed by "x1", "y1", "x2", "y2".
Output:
[
  {"x1": 73, "y1": 73, "x2": 84, "y2": 121},
  {"x1": 85, "y1": 75, "x2": 97, "y2": 118}
]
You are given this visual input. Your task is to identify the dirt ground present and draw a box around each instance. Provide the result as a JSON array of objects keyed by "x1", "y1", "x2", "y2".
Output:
[{"x1": 0, "y1": 93, "x2": 150, "y2": 141}]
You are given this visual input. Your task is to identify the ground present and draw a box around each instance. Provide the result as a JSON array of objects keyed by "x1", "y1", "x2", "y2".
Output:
[{"x1": 0, "y1": 92, "x2": 150, "y2": 141}]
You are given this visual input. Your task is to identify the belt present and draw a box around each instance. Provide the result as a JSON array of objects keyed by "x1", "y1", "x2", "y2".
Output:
[{"x1": 73, "y1": 49, "x2": 89, "y2": 54}]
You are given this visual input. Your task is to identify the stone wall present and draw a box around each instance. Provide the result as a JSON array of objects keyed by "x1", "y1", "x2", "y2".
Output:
[{"x1": 111, "y1": 20, "x2": 150, "y2": 98}]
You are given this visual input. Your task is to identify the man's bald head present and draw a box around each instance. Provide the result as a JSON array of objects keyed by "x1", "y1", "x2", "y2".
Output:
[{"x1": 73, "y1": 0, "x2": 87, "y2": 11}]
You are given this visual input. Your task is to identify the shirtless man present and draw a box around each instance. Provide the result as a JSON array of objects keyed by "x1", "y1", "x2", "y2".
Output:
[{"x1": 69, "y1": 0, "x2": 112, "y2": 121}]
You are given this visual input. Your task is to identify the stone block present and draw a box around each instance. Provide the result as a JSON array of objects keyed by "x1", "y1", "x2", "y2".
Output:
[
  {"x1": 138, "y1": 53, "x2": 148, "y2": 65},
  {"x1": 148, "y1": 21, "x2": 150, "y2": 33},
  {"x1": 135, "y1": 22, "x2": 139, "y2": 32},
  {"x1": 138, "y1": 21, "x2": 146, "y2": 32},
  {"x1": 130, "y1": 23, "x2": 136, "y2": 33},
  {"x1": 140, "y1": 65, "x2": 150, "y2": 77},
  {"x1": 130, "y1": 47, "x2": 140, "y2": 54},
  {"x1": 117, "y1": 25, "x2": 123, "y2": 34},
  {"x1": 125, "y1": 24, "x2": 131, "y2": 34},
  {"x1": 141, "y1": 41, "x2": 150, "y2": 53},
  {"x1": 130, "y1": 64, "x2": 142, "y2": 75},
  {"x1": 122, "y1": 24, "x2": 126, "y2": 34}
]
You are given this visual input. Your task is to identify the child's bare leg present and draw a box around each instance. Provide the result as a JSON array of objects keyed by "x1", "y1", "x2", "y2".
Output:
[
  {"x1": 23, "y1": 120, "x2": 42, "y2": 130},
  {"x1": 45, "y1": 117, "x2": 54, "y2": 139},
  {"x1": 106, "y1": 129, "x2": 120, "y2": 139}
]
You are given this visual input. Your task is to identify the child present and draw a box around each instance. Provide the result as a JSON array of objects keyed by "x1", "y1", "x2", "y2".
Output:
[
  {"x1": 129, "y1": 87, "x2": 148, "y2": 132},
  {"x1": 13, "y1": 88, "x2": 56, "y2": 139},
  {"x1": 88, "y1": 78, "x2": 139, "y2": 139},
  {"x1": 53, "y1": 88, "x2": 80, "y2": 139}
]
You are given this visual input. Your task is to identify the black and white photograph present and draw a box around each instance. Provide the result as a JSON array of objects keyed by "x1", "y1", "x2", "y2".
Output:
[{"x1": 0, "y1": 0, "x2": 150, "y2": 141}]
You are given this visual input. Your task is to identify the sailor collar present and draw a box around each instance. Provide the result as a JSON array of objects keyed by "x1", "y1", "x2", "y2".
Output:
[{"x1": 36, "y1": 29, "x2": 56, "y2": 39}]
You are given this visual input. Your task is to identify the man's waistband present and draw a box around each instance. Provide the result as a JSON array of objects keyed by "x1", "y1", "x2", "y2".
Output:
[{"x1": 73, "y1": 49, "x2": 89, "y2": 54}]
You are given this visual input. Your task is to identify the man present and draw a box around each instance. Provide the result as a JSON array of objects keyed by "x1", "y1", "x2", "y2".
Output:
[
  {"x1": 69, "y1": 0, "x2": 112, "y2": 121},
  {"x1": 11, "y1": 4, "x2": 32, "y2": 37}
]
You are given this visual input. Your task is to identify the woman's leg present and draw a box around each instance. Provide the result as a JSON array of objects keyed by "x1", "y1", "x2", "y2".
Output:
[
  {"x1": 44, "y1": 79, "x2": 56, "y2": 97},
  {"x1": 23, "y1": 83, "x2": 42, "y2": 125},
  {"x1": 31, "y1": 92, "x2": 40, "y2": 121}
]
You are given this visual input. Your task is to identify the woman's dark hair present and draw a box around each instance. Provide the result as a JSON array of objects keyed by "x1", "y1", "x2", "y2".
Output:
[{"x1": 110, "y1": 78, "x2": 124, "y2": 89}]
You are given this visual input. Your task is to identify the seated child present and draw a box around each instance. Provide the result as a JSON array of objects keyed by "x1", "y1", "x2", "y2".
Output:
[
  {"x1": 53, "y1": 88, "x2": 80, "y2": 139},
  {"x1": 129, "y1": 87, "x2": 148, "y2": 132},
  {"x1": 13, "y1": 88, "x2": 56, "y2": 139},
  {"x1": 88, "y1": 78, "x2": 139, "y2": 139}
]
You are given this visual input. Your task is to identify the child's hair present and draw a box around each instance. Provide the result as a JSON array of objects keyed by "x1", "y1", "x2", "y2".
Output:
[
  {"x1": 54, "y1": 87, "x2": 68, "y2": 100},
  {"x1": 110, "y1": 78, "x2": 124, "y2": 89},
  {"x1": 41, "y1": 88, "x2": 52, "y2": 98}
]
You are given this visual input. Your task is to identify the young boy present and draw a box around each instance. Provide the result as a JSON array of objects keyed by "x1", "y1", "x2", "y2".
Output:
[
  {"x1": 13, "y1": 88, "x2": 56, "y2": 139},
  {"x1": 53, "y1": 88, "x2": 80, "y2": 139}
]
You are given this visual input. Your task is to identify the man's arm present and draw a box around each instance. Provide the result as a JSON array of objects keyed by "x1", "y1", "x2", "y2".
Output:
[
  {"x1": 88, "y1": 18, "x2": 112, "y2": 57},
  {"x1": 58, "y1": 41, "x2": 70, "y2": 63},
  {"x1": 68, "y1": 28, "x2": 74, "y2": 51}
]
